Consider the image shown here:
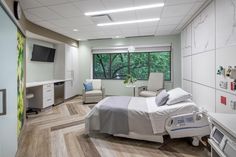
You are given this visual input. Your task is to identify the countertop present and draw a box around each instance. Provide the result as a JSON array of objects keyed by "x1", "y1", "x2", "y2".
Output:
[
  {"x1": 26, "y1": 78, "x2": 72, "y2": 88},
  {"x1": 208, "y1": 112, "x2": 236, "y2": 138}
]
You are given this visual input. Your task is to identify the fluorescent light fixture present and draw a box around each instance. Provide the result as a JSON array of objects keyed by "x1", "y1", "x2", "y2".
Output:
[
  {"x1": 73, "y1": 29, "x2": 78, "y2": 32},
  {"x1": 85, "y1": 3, "x2": 164, "y2": 16},
  {"x1": 97, "y1": 18, "x2": 160, "y2": 26}
]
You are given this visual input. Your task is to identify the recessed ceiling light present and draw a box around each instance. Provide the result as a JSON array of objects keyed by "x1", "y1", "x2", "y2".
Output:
[
  {"x1": 73, "y1": 29, "x2": 78, "y2": 32},
  {"x1": 85, "y1": 3, "x2": 164, "y2": 16},
  {"x1": 97, "y1": 18, "x2": 160, "y2": 26}
]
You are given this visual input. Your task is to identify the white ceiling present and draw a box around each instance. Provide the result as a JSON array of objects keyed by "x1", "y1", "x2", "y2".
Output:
[{"x1": 20, "y1": 0, "x2": 207, "y2": 40}]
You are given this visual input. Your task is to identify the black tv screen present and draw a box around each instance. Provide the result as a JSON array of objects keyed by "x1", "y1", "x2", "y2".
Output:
[{"x1": 31, "y1": 44, "x2": 56, "y2": 62}]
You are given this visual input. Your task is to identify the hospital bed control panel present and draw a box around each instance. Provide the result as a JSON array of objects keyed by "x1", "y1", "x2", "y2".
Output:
[
  {"x1": 165, "y1": 112, "x2": 210, "y2": 146},
  {"x1": 208, "y1": 113, "x2": 236, "y2": 157}
]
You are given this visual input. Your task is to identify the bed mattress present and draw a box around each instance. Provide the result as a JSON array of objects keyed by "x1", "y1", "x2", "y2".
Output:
[{"x1": 85, "y1": 96, "x2": 199, "y2": 136}]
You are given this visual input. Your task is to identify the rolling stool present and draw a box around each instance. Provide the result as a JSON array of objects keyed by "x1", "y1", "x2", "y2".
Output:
[{"x1": 26, "y1": 93, "x2": 38, "y2": 118}]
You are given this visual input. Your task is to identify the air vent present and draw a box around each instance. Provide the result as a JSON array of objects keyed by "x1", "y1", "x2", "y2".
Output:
[
  {"x1": 90, "y1": 14, "x2": 113, "y2": 24},
  {"x1": 88, "y1": 38, "x2": 113, "y2": 41},
  {"x1": 126, "y1": 35, "x2": 155, "y2": 38}
]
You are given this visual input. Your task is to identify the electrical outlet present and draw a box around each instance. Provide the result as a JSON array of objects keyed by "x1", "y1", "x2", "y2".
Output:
[{"x1": 219, "y1": 81, "x2": 228, "y2": 89}]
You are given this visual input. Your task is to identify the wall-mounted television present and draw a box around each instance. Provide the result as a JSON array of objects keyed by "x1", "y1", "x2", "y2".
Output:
[{"x1": 31, "y1": 44, "x2": 56, "y2": 62}]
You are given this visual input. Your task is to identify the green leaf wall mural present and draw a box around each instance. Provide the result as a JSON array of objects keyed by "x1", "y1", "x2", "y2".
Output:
[{"x1": 17, "y1": 31, "x2": 25, "y2": 136}]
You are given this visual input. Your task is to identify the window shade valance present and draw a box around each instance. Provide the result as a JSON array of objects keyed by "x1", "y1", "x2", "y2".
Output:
[{"x1": 92, "y1": 44, "x2": 171, "y2": 54}]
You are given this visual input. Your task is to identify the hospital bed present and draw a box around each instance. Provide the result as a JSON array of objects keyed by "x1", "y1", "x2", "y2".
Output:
[{"x1": 85, "y1": 96, "x2": 210, "y2": 146}]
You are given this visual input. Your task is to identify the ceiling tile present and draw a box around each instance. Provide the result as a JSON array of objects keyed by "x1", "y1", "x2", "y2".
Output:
[
  {"x1": 36, "y1": 0, "x2": 70, "y2": 6},
  {"x1": 75, "y1": 25, "x2": 101, "y2": 32},
  {"x1": 19, "y1": 0, "x2": 42, "y2": 10},
  {"x1": 69, "y1": 16, "x2": 94, "y2": 27},
  {"x1": 134, "y1": 0, "x2": 164, "y2": 6},
  {"x1": 165, "y1": 0, "x2": 203, "y2": 5},
  {"x1": 73, "y1": 0, "x2": 106, "y2": 13},
  {"x1": 136, "y1": 8, "x2": 162, "y2": 19},
  {"x1": 119, "y1": 24, "x2": 139, "y2": 31},
  {"x1": 34, "y1": 21, "x2": 57, "y2": 29},
  {"x1": 24, "y1": 10, "x2": 44, "y2": 22},
  {"x1": 21, "y1": 0, "x2": 207, "y2": 39},
  {"x1": 162, "y1": 3, "x2": 194, "y2": 17},
  {"x1": 155, "y1": 30, "x2": 172, "y2": 36},
  {"x1": 50, "y1": 19, "x2": 74, "y2": 27},
  {"x1": 101, "y1": 0, "x2": 133, "y2": 9},
  {"x1": 157, "y1": 24, "x2": 177, "y2": 31},
  {"x1": 159, "y1": 17, "x2": 183, "y2": 25},
  {"x1": 103, "y1": 29, "x2": 122, "y2": 36},
  {"x1": 139, "y1": 26, "x2": 156, "y2": 35},
  {"x1": 110, "y1": 12, "x2": 136, "y2": 21},
  {"x1": 26, "y1": 7, "x2": 62, "y2": 20},
  {"x1": 48, "y1": 3, "x2": 83, "y2": 18}
]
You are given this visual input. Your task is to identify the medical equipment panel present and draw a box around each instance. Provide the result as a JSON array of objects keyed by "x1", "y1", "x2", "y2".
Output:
[
  {"x1": 165, "y1": 112, "x2": 210, "y2": 146},
  {"x1": 209, "y1": 113, "x2": 236, "y2": 157}
]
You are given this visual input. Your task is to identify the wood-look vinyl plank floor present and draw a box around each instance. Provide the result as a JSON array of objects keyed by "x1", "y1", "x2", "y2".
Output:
[{"x1": 16, "y1": 97, "x2": 210, "y2": 157}]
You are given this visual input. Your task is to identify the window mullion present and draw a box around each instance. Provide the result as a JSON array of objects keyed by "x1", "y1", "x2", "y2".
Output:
[{"x1": 148, "y1": 52, "x2": 150, "y2": 79}]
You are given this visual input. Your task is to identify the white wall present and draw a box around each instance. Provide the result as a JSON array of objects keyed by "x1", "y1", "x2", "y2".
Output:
[
  {"x1": 181, "y1": 0, "x2": 236, "y2": 114},
  {"x1": 26, "y1": 38, "x2": 55, "y2": 82},
  {"x1": 0, "y1": 6, "x2": 18, "y2": 157},
  {"x1": 78, "y1": 35, "x2": 181, "y2": 96}
]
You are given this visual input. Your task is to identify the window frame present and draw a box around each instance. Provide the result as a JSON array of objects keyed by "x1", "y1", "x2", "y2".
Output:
[{"x1": 93, "y1": 51, "x2": 172, "y2": 81}]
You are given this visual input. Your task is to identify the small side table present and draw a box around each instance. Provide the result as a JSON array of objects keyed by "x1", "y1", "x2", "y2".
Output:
[{"x1": 125, "y1": 84, "x2": 136, "y2": 96}]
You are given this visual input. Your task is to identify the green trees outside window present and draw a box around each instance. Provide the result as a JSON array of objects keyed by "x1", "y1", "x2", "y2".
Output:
[{"x1": 93, "y1": 51, "x2": 171, "y2": 81}]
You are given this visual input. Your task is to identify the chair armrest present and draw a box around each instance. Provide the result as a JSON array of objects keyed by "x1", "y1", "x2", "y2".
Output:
[
  {"x1": 138, "y1": 86, "x2": 147, "y2": 96},
  {"x1": 156, "y1": 88, "x2": 165, "y2": 92},
  {"x1": 138, "y1": 86, "x2": 147, "y2": 91},
  {"x1": 82, "y1": 89, "x2": 86, "y2": 102}
]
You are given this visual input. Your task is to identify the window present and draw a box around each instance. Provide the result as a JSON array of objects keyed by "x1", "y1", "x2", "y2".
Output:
[
  {"x1": 93, "y1": 51, "x2": 171, "y2": 81},
  {"x1": 110, "y1": 53, "x2": 128, "y2": 79},
  {"x1": 93, "y1": 54, "x2": 110, "y2": 79},
  {"x1": 130, "y1": 52, "x2": 149, "y2": 80},
  {"x1": 150, "y1": 52, "x2": 171, "y2": 81}
]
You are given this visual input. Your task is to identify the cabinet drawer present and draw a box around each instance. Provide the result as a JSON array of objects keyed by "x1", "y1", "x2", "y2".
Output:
[
  {"x1": 43, "y1": 83, "x2": 54, "y2": 91},
  {"x1": 43, "y1": 96, "x2": 54, "y2": 108},
  {"x1": 43, "y1": 88, "x2": 54, "y2": 97}
]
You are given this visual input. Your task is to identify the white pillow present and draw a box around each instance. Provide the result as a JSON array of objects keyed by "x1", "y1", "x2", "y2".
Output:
[
  {"x1": 167, "y1": 88, "x2": 192, "y2": 105},
  {"x1": 155, "y1": 90, "x2": 169, "y2": 106}
]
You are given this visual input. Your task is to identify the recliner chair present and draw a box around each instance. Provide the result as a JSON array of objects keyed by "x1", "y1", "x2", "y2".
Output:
[
  {"x1": 138, "y1": 73, "x2": 164, "y2": 97},
  {"x1": 82, "y1": 79, "x2": 105, "y2": 104}
]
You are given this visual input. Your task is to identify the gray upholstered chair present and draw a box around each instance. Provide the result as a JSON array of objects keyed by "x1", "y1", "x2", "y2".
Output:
[
  {"x1": 138, "y1": 73, "x2": 164, "y2": 97},
  {"x1": 82, "y1": 79, "x2": 105, "y2": 104}
]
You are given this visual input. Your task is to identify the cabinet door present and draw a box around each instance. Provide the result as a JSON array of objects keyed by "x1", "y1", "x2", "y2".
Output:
[
  {"x1": 64, "y1": 81, "x2": 73, "y2": 99},
  {"x1": 65, "y1": 45, "x2": 73, "y2": 79},
  {"x1": 71, "y1": 47, "x2": 79, "y2": 96},
  {"x1": 64, "y1": 45, "x2": 79, "y2": 99}
]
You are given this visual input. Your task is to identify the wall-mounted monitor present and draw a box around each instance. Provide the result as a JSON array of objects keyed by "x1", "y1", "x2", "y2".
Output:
[{"x1": 31, "y1": 44, "x2": 56, "y2": 62}]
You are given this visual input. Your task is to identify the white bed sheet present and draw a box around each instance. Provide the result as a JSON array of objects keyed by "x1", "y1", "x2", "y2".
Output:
[{"x1": 85, "y1": 97, "x2": 199, "y2": 135}]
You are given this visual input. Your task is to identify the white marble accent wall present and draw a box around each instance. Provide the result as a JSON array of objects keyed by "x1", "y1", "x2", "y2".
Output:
[{"x1": 181, "y1": 0, "x2": 236, "y2": 114}]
